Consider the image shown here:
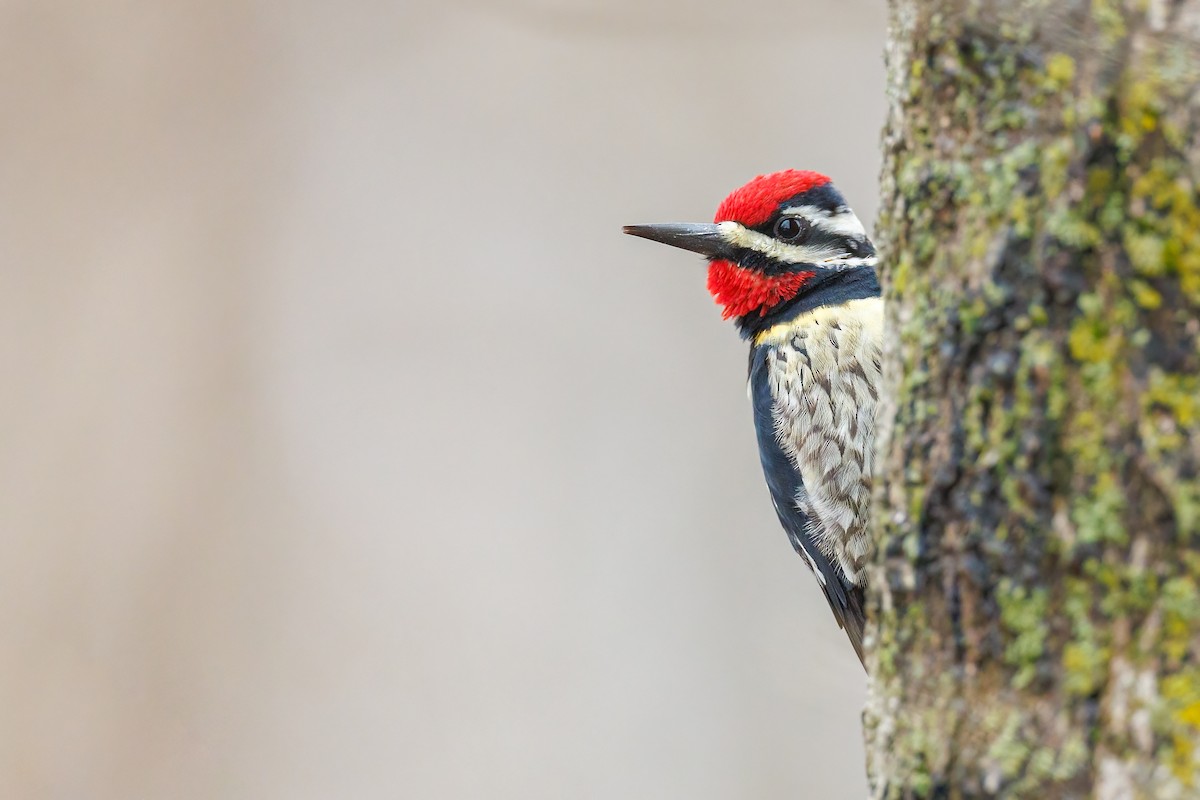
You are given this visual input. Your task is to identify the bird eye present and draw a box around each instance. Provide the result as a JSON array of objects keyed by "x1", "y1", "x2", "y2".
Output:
[{"x1": 773, "y1": 216, "x2": 810, "y2": 243}]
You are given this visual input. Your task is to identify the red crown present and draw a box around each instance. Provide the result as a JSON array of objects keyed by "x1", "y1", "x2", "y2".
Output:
[{"x1": 713, "y1": 170, "x2": 831, "y2": 227}]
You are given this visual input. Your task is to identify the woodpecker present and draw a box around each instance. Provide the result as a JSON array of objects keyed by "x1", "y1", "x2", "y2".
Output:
[{"x1": 624, "y1": 170, "x2": 881, "y2": 665}]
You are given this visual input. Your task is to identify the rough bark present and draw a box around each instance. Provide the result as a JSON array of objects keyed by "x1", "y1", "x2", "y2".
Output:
[{"x1": 866, "y1": 1, "x2": 1200, "y2": 797}]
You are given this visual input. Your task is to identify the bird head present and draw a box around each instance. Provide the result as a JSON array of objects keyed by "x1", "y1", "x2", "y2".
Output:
[{"x1": 624, "y1": 170, "x2": 876, "y2": 333}]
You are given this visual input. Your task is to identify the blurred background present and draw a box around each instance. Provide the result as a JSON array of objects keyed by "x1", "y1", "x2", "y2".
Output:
[{"x1": 1, "y1": 2, "x2": 886, "y2": 797}]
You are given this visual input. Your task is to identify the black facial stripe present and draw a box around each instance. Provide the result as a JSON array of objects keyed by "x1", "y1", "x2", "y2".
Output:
[
  {"x1": 740, "y1": 225, "x2": 874, "y2": 264},
  {"x1": 734, "y1": 248, "x2": 797, "y2": 275},
  {"x1": 852, "y1": 237, "x2": 876, "y2": 257},
  {"x1": 792, "y1": 227, "x2": 858, "y2": 254},
  {"x1": 778, "y1": 183, "x2": 848, "y2": 215}
]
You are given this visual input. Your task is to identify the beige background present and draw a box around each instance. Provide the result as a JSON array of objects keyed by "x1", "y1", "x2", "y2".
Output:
[{"x1": 2, "y1": 2, "x2": 886, "y2": 797}]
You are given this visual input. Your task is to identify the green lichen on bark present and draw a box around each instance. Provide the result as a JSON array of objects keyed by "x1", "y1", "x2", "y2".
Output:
[{"x1": 866, "y1": 1, "x2": 1200, "y2": 797}]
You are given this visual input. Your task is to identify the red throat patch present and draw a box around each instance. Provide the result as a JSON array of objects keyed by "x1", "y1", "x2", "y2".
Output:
[
  {"x1": 707, "y1": 260, "x2": 814, "y2": 319},
  {"x1": 714, "y1": 169, "x2": 831, "y2": 227}
]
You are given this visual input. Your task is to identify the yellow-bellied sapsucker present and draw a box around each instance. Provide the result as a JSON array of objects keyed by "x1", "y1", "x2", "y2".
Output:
[{"x1": 625, "y1": 170, "x2": 880, "y2": 665}]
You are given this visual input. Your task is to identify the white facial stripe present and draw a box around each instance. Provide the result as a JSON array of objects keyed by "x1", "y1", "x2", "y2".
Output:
[
  {"x1": 780, "y1": 204, "x2": 867, "y2": 238},
  {"x1": 719, "y1": 221, "x2": 842, "y2": 264},
  {"x1": 718, "y1": 221, "x2": 875, "y2": 269},
  {"x1": 827, "y1": 256, "x2": 877, "y2": 268}
]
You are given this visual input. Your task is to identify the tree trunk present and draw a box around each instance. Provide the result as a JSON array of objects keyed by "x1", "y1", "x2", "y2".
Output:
[{"x1": 866, "y1": 2, "x2": 1200, "y2": 797}]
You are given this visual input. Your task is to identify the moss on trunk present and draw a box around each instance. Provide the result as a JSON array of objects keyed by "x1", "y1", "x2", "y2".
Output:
[{"x1": 866, "y1": 2, "x2": 1200, "y2": 797}]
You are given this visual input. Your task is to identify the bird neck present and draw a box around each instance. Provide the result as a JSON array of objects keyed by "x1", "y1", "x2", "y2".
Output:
[{"x1": 733, "y1": 266, "x2": 880, "y2": 340}]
